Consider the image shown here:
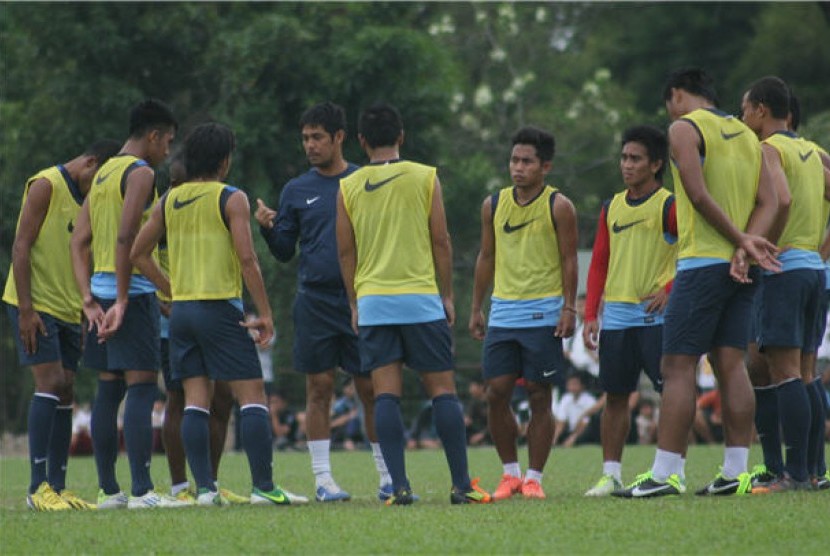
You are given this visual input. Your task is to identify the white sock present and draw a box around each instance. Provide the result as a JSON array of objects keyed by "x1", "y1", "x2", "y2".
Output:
[
  {"x1": 722, "y1": 447, "x2": 749, "y2": 479},
  {"x1": 371, "y1": 443, "x2": 391, "y2": 485},
  {"x1": 679, "y1": 458, "x2": 687, "y2": 480},
  {"x1": 503, "y1": 462, "x2": 522, "y2": 478},
  {"x1": 308, "y1": 439, "x2": 333, "y2": 485},
  {"x1": 651, "y1": 449, "x2": 682, "y2": 482},
  {"x1": 603, "y1": 461, "x2": 622, "y2": 482},
  {"x1": 171, "y1": 481, "x2": 190, "y2": 496},
  {"x1": 525, "y1": 469, "x2": 543, "y2": 483}
]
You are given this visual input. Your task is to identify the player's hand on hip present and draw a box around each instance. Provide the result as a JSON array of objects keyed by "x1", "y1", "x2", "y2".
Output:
[
  {"x1": 98, "y1": 300, "x2": 127, "y2": 342},
  {"x1": 739, "y1": 233, "x2": 781, "y2": 274},
  {"x1": 254, "y1": 199, "x2": 277, "y2": 229},
  {"x1": 555, "y1": 310, "x2": 576, "y2": 338},
  {"x1": 582, "y1": 319, "x2": 599, "y2": 351},
  {"x1": 642, "y1": 288, "x2": 670, "y2": 314},
  {"x1": 82, "y1": 297, "x2": 105, "y2": 333},
  {"x1": 18, "y1": 307, "x2": 47, "y2": 355},
  {"x1": 468, "y1": 310, "x2": 486, "y2": 341}
]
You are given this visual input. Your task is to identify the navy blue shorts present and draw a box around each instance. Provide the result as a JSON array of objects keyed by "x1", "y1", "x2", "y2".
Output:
[
  {"x1": 293, "y1": 290, "x2": 361, "y2": 375},
  {"x1": 599, "y1": 326, "x2": 663, "y2": 394},
  {"x1": 758, "y1": 269, "x2": 825, "y2": 353},
  {"x1": 482, "y1": 326, "x2": 566, "y2": 387},
  {"x1": 83, "y1": 293, "x2": 160, "y2": 372},
  {"x1": 359, "y1": 319, "x2": 453, "y2": 373},
  {"x1": 6, "y1": 304, "x2": 81, "y2": 372},
  {"x1": 169, "y1": 300, "x2": 261, "y2": 382},
  {"x1": 160, "y1": 338, "x2": 182, "y2": 392},
  {"x1": 663, "y1": 263, "x2": 759, "y2": 355}
]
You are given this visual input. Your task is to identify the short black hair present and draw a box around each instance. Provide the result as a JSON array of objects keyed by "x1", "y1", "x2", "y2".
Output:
[
  {"x1": 299, "y1": 101, "x2": 347, "y2": 138},
  {"x1": 662, "y1": 68, "x2": 719, "y2": 106},
  {"x1": 183, "y1": 122, "x2": 236, "y2": 180},
  {"x1": 788, "y1": 88, "x2": 801, "y2": 131},
  {"x1": 746, "y1": 76, "x2": 790, "y2": 120},
  {"x1": 621, "y1": 125, "x2": 669, "y2": 182},
  {"x1": 83, "y1": 139, "x2": 121, "y2": 165},
  {"x1": 358, "y1": 102, "x2": 403, "y2": 149},
  {"x1": 128, "y1": 98, "x2": 178, "y2": 138},
  {"x1": 511, "y1": 125, "x2": 555, "y2": 162}
]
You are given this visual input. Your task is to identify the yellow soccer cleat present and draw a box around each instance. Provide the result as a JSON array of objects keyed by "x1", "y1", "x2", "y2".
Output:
[
  {"x1": 219, "y1": 487, "x2": 249, "y2": 505},
  {"x1": 27, "y1": 482, "x2": 72, "y2": 512},
  {"x1": 60, "y1": 490, "x2": 97, "y2": 510}
]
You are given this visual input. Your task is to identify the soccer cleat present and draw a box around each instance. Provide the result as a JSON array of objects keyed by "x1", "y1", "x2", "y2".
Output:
[
  {"x1": 450, "y1": 478, "x2": 492, "y2": 505},
  {"x1": 757, "y1": 474, "x2": 814, "y2": 493},
  {"x1": 59, "y1": 490, "x2": 97, "y2": 510},
  {"x1": 127, "y1": 491, "x2": 193, "y2": 509},
  {"x1": 815, "y1": 471, "x2": 830, "y2": 490},
  {"x1": 584, "y1": 474, "x2": 623, "y2": 497},
  {"x1": 97, "y1": 489, "x2": 129, "y2": 510},
  {"x1": 174, "y1": 490, "x2": 197, "y2": 505},
  {"x1": 251, "y1": 486, "x2": 297, "y2": 506},
  {"x1": 315, "y1": 479, "x2": 351, "y2": 502},
  {"x1": 378, "y1": 483, "x2": 395, "y2": 501},
  {"x1": 492, "y1": 474, "x2": 523, "y2": 501},
  {"x1": 384, "y1": 487, "x2": 415, "y2": 506},
  {"x1": 612, "y1": 471, "x2": 686, "y2": 498},
  {"x1": 695, "y1": 472, "x2": 752, "y2": 496},
  {"x1": 520, "y1": 478, "x2": 546, "y2": 499},
  {"x1": 196, "y1": 489, "x2": 225, "y2": 507},
  {"x1": 219, "y1": 487, "x2": 249, "y2": 505},
  {"x1": 749, "y1": 464, "x2": 778, "y2": 488},
  {"x1": 27, "y1": 482, "x2": 72, "y2": 511}
]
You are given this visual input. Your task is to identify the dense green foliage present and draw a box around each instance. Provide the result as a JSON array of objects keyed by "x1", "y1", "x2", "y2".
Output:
[
  {"x1": 2, "y1": 445, "x2": 828, "y2": 553},
  {"x1": 2, "y1": 2, "x2": 829, "y2": 431}
]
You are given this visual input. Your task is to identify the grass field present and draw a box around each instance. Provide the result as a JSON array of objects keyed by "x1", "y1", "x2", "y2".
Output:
[{"x1": 1, "y1": 444, "x2": 828, "y2": 554}]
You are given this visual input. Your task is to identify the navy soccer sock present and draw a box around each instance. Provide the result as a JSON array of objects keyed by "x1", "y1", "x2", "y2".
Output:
[
  {"x1": 432, "y1": 394, "x2": 471, "y2": 491},
  {"x1": 807, "y1": 379, "x2": 827, "y2": 477},
  {"x1": 48, "y1": 405, "x2": 73, "y2": 492},
  {"x1": 776, "y1": 379, "x2": 811, "y2": 482},
  {"x1": 374, "y1": 394, "x2": 409, "y2": 492},
  {"x1": 240, "y1": 405, "x2": 274, "y2": 492},
  {"x1": 754, "y1": 386, "x2": 784, "y2": 475},
  {"x1": 92, "y1": 379, "x2": 125, "y2": 494},
  {"x1": 123, "y1": 382, "x2": 157, "y2": 496},
  {"x1": 182, "y1": 407, "x2": 213, "y2": 491},
  {"x1": 28, "y1": 394, "x2": 58, "y2": 494}
]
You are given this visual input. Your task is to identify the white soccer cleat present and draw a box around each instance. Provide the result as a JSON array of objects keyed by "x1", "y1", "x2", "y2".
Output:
[{"x1": 127, "y1": 490, "x2": 192, "y2": 509}]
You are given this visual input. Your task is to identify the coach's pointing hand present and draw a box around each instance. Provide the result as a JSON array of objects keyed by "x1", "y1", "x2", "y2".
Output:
[{"x1": 255, "y1": 199, "x2": 277, "y2": 230}]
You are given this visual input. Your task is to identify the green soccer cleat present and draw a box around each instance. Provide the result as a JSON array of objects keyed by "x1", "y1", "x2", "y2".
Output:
[
  {"x1": 695, "y1": 471, "x2": 752, "y2": 496},
  {"x1": 450, "y1": 478, "x2": 492, "y2": 505},
  {"x1": 612, "y1": 471, "x2": 686, "y2": 498},
  {"x1": 585, "y1": 474, "x2": 624, "y2": 497}
]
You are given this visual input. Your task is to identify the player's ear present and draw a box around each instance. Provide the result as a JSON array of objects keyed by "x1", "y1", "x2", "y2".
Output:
[
  {"x1": 541, "y1": 160, "x2": 552, "y2": 174},
  {"x1": 334, "y1": 129, "x2": 346, "y2": 145}
]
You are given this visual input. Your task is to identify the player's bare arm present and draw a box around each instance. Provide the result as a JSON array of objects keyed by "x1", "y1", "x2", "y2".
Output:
[
  {"x1": 70, "y1": 198, "x2": 104, "y2": 332},
  {"x1": 760, "y1": 144, "x2": 791, "y2": 246},
  {"x1": 469, "y1": 196, "x2": 495, "y2": 341},
  {"x1": 336, "y1": 189, "x2": 358, "y2": 333},
  {"x1": 226, "y1": 190, "x2": 273, "y2": 348},
  {"x1": 553, "y1": 192, "x2": 578, "y2": 339},
  {"x1": 11, "y1": 178, "x2": 52, "y2": 354},
  {"x1": 130, "y1": 200, "x2": 170, "y2": 299},
  {"x1": 428, "y1": 176, "x2": 455, "y2": 326}
]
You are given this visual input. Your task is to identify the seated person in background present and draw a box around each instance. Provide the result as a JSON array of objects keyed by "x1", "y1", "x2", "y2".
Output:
[
  {"x1": 70, "y1": 402, "x2": 93, "y2": 456},
  {"x1": 693, "y1": 388, "x2": 723, "y2": 444},
  {"x1": 269, "y1": 392, "x2": 299, "y2": 451},
  {"x1": 635, "y1": 399, "x2": 659, "y2": 445},
  {"x1": 553, "y1": 373, "x2": 598, "y2": 447},
  {"x1": 330, "y1": 379, "x2": 362, "y2": 450},
  {"x1": 464, "y1": 379, "x2": 490, "y2": 446},
  {"x1": 407, "y1": 401, "x2": 441, "y2": 449}
]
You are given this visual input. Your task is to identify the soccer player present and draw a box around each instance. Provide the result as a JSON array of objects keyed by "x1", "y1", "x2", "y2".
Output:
[
  {"x1": 4, "y1": 139, "x2": 120, "y2": 510},
  {"x1": 468, "y1": 126, "x2": 578, "y2": 500},
  {"x1": 130, "y1": 122, "x2": 308, "y2": 506},
  {"x1": 71, "y1": 99, "x2": 188, "y2": 509},
  {"x1": 157, "y1": 154, "x2": 247, "y2": 505},
  {"x1": 254, "y1": 102, "x2": 391, "y2": 502},
  {"x1": 741, "y1": 76, "x2": 829, "y2": 491},
  {"x1": 582, "y1": 125, "x2": 677, "y2": 496},
  {"x1": 337, "y1": 102, "x2": 490, "y2": 505},
  {"x1": 614, "y1": 68, "x2": 780, "y2": 498}
]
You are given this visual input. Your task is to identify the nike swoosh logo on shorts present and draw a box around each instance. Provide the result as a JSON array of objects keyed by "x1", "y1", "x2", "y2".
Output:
[
  {"x1": 364, "y1": 172, "x2": 405, "y2": 192},
  {"x1": 542, "y1": 369, "x2": 558, "y2": 378},
  {"x1": 306, "y1": 196, "x2": 321, "y2": 205}
]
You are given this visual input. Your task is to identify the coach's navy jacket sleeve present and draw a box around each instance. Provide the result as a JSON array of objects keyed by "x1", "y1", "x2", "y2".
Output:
[{"x1": 259, "y1": 186, "x2": 299, "y2": 262}]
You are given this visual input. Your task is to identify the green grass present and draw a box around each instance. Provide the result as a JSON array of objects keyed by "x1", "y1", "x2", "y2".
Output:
[{"x1": 1, "y1": 445, "x2": 828, "y2": 554}]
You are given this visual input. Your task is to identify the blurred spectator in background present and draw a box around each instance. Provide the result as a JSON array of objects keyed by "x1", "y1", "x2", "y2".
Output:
[
  {"x1": 464, "y1": 378, "x2": 490, "y2": 446},
  {"x1": 269, "y1": 392, "x2": 300, "y2": 451},
  {"x1": 635, "y1": 399, "x2": 659, "y2": 445},
  {"x1": 407, "y1": 401, "x2": 441, "y2": 449},
  {"x1": 330, "y1": 379, "x2": 362, "y2": 450},
  {"x1": 70, "y1": 402, "x2": 93, "y2": 456},
  {"x1": 553, "y1": 373, "x2": 598, "y2": 447},
  {"x1": 693, "y1": 387, "x2": 723, "y2": 444}
]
